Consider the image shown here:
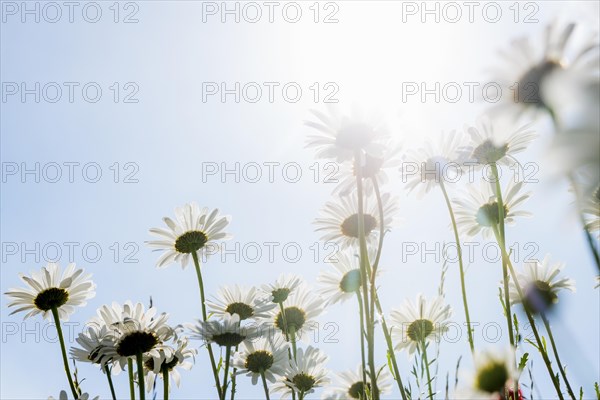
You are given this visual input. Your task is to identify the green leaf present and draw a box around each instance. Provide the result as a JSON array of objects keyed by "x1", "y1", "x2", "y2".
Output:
[{"x1": 518, "y1": 353, "x2": 529, "y2": 370}]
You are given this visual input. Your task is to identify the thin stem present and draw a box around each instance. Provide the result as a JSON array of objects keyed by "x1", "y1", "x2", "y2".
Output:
[
  {"x1": 290, "y1": 326, "x2": 298, "y2": 361},
  {"x1": 568, "y1": 172, "x2": 600, "y2": 272},
  {"x1": 260, "y1": 371, "x2": 271, "y2": 400},
  {"x1": 163, "y1": 366, "x2": 169, "y2": 400},
  {"x1": 222, "y1": 346, "x2": 232, "y2": 399},
  {"x1": 279, "y1": 302, "x2": 290, "y2": 341},
  {"x1": 439, "y1": 180, "x2": 475, "y2": 354},
  {"x1": 356, "y1": 292, "x2": 368, "y2": 398},
  {"x1": 104, "y1": 365, "x2": 117, "y2": 400},
  {"x1": 421, "y1": 340, "x2": 434, "y2": 399},
  {"x1": 50, "y1": 307, "x2": 79, "y2": 399},
  {"x1": 128, "y1": 358, "x2": 136, "y2": 400},
  {"x1": 136, "y1": 352, "x2": 146, "y2": 400},
  {"x1": 542, "y1": 313, "x2": 576, "y2": 400},
  {"x1": 230, "y1": 345, "x2": 239, "y2": 400},
  {"x1": 191, "y1": 251, "x2": 223, "y2": 399}
]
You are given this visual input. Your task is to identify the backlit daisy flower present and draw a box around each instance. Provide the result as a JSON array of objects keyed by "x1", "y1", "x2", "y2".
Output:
[
  {"x1": 272, "y1": 346, "x2": 330, "y2": 398},
  {"x1": 206, "y1": 285, "x2": 275, "y2": 322},
  {"x1": 188, "y1": 312, "x2": 259, "y2": 348},
  {"x1": 5, "y1": 262, "x2": 95, "y2": 321},
  {"x1": 456, "y1": 347, "x2": 519, "y2": 400},
  {"x1": 48, "y1": 391, "x2": 99, "y2": 400},
  {"x1": 583, "y1": 185, "x2": 600, "y2": 235},
  {"x1": 232, "y1": 335, "x2": 289, "y2": 385},
  {"x1": 147, "y1": 202, "x2": 232, "y2": 269},
  {"x1": 390, "y1": 294, "x2": 452, "y2": 355},
  {"x1": 462, "y1": 116, "x2": 537, "y2": 167},
  {"x1": 144, "y1": 331, "x2": 197, "y2": 392},
  {"x1": 314, "y1": 191, "x2": 398, "y2": 249},
  {"x1": 262, "y1": 274, "x2": 304, "y2": 304},
  {"x1": 492, "y1": 21, "x2": 599, "y2": 120},
  {"x1": 71, "y1": 323, "x2": 121, "y2": 373},
  {"x1": 322, "y1": 364, "x2": 392, "y2": 400},
  {"x1": 401, "y1": 130, "x2": 468, "y2": 197},
  {"x1": 453, "y1": 180, "x2": 532, "y2": 239},
  {"x1": 305, "y1": 105, "x2": 390, "y2": 162},
  {"x1": 508, "y1": 255, "x2": 575, "y2": 314}
]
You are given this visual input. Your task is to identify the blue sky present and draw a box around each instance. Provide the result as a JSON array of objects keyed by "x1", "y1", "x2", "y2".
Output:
[{"x1": 1, "y1": 1, "x2": 599, "y2": 399}]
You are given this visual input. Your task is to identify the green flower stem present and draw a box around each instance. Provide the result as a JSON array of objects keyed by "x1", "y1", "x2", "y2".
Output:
[
  {"x1": 104, "y1": 365, "x2": 117, "y2": 400},
  {"x1": 542, "y1": 313, "x2": 576, "y2": 400},
  {"x1": 439, "y1": 180, "x2": 475, "y2": 354},
  {"x1": 136, "y1": 352, "x2": 145, "y2": 400},
  {"x1": 260, "y1": 371, "x2": 271, "y2": 400},
  {"x1": 191, "y1": 251, "x2": 223, "y2": 400},
  {"x1": 163, "y1": 366, "x2": 169, "y2": 400},
  {"x1": 222, "y1": 346, "x2": 232, "y2": 399},
  {"x1": 289, "y1": 326, "x2": 298, "y2": 360},
  {"x1": 50, "y1": 307, "x2": 79, "y2": 399},
  {"x1": 278, "y1": 302, "x2": 290, "y2": 341},
  {"x1": 420, "y1": 340, "x2": 434, "y2": 400},
  {"x1": 356, "y1": 292, "x2": 368, "y2": 397},
  {"x1": 128, "y1": 358, "x2": 136, "y2": 400},
  {"x1": 230, "y1": 345, "x2": 239, "y2": 400}
]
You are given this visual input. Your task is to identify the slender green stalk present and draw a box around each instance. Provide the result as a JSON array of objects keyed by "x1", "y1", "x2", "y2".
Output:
[
  {"x1": 290, "y1": 326, "x2": 298, "y2": 360},
  {"x1": 542, "y1": 313, "x2": 576, "y2": 400},
  {"x1": 191, "y1": 251, "x2": 223, "y2": 400},
  {"x1": 136, "y1": 352, "x2": 146, "y2": 400},
  {"x1": 128, "y1": 358, "x2": 136, "y2": 400},
  {"x1": 279, "y1": 302, "x2": 290, "y2": 341},
  {"x1": 230, "y1": 345, "x2": 239, "y2": 400},
  {"x1": 104, "y1": 365, "x2": 117, "y2": 400},
  {"x1": 222, "y1": 346, "x2": 232, "y2": 399},
  {"x1": 163, "y1": 366, "x2": 169, "y2": 400},
  {"x1": 356, "y1": 293, "x2": 368, "y2": 398},
  {"x1": 50, "y1": 307, "x2": 79, "y2": 399},
  {"x1": 260, "y1": 371, "x2": 271, "y2": 400},
  {"x1": 439, "y1": 180, "x2": 475, "y2": 354},
  {"x1": 420, "y1": 340, "x2": 434, "y2": 399}
]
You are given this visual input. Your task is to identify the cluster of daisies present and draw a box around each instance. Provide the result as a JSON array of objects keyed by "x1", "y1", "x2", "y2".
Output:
[{"x1": 5, "y1": 20, "x2": 599, "y2": 400}]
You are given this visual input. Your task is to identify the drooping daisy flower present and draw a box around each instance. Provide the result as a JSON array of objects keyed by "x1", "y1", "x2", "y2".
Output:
[
  {"x1": 314, "y1": 191, "x2": 398, "y2": 249},
  {"x1": 401, "y1": 130, "x2": 468, "y2": 197},
  {"x1": 390, "y1": 294, "x2": 452, "y2": 355},
  {"x1": 453, "y1": 180, "x2": 532, "y2": 239},
  {"x1": 188, "y1": 312, "x2": 259, "y2": 348},
  {"x1": 144, "y1": 331, "x2": 197, "y2": 392},
  {"x1": 147, "y1": 202, "x2": 232, "y2": 268},
  {"x1": 232, "y1": 335, "x2": 289, "y2": 385},
  {"x1": 305, "y1": 105, "x2": 390, "y2": 162},
  {"x1": 456, "y1": 347, "x2": 519, "y2": 400},
  {"x1": 322, "y1": 364, "x2": 393, "y2": 400},
  {"x1": 5, "y1": 263, "x2": 95, "y2": 321},
  {"x1": 71, "y1": 323, "x2": 121, "y2": 373},
  {"x1": 261, "y1": 274, "x2": 304, "y2": 304},
  {"x1": 462, "y1": 117, "x2": 537, "y2": 167},
  {"x1": 206, "y1": 285, "x2": 275, "y2": 322},
  {"x1": 95, "y1": 302, "x2": 174, "y2": 370},
  {"x1": 508, "y1": 255, "x2": 575, "y2": 314},
  {"x1": 48, "y1": 391, "x2": 99, "y2": 400},
  {"x1": 272, "y1": 346, "x2": 330, "y2": 398}
]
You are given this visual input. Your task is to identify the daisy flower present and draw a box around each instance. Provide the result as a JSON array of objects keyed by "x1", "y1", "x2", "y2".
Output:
[
  {"x1": 272, "y1": 346, "x2": 330, "y2": 398},
  {"x1": 48, "y1": 391, "x2": 99, "y2": 400},
  {"x1": 453, "y1": 180, "x2": 532, "y2": 239},
  {"x1": 188, "y1": 312, "x2": 259, "y2": 348},
  {"x1": 5, "y1": 262, "x2": 95, "y2": 321},
  {"x1": 390, "y1": 294, "x2": 452, "y2": 355},
  {"x1": 314, "y1": 191, "x2": 398, "y2": 249},
  {"x1": 144, "y1": 331, "x2": 197, "y2": 392},
  {"x1": 206, "y1": 285, "x2": 275, "y2": 322},
  {"x1": 462, "y1": 116, "x2": 537, "y2": 167},
  {"x1": 71, "y1": 323, "x2": 121, "y2": 373},
  {"x1": 508, "y1": 255, "x2": 575, "y2": 314},
  {"x1": 305, "y1": 105, "x2": 390, "y2": 162},
  {"x1": 583, "y1": 185, "x2": 600, "y2": 235},
  {"x1": 401, "y1": 130, "x2": 468, "y2": 197},
  {"x1": 262, "y1": 274, "x2": 304, "y2": 304},
  {"x1": 322, "y1": 364, "x2": 392, "y2": 400},
  {"x1": 232, "y1": 335, "x2": 289, "y2": 385},
  {"x1": 147, "y1": 202, "x2": 232, "y2": 269}
]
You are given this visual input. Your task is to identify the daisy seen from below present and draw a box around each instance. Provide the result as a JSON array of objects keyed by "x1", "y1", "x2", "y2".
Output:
[
  {"x1": 48, "y1": 391, "x2": 99, "y2": 400},
  {"x1": 262, "y1": 273, "x2": 304, "y2": 305},
  {"x1": 583, "y1": 185, "x2": 600, "y2": 236},
  {"x1": 206, "y1": 284, "x2": 275, "y2": 322},
  {"x1": 71, "y1": 323, "x2": 122, "y2": 372},
  {"x1": 272, "y1": 346, "x2": 330, "y2": 400},
  {"x1": 453, "y1": 179, "x2": 532, "y2": 240},
  {"x1": 147, "y1": 202, "x2": 231, "y2": 269},
  {"x1": 314, "y1": 191, "x2": 398, "y2": 249},
  {"x1": 305, "y1": 105, "x2": 390, "y2": 162},
  {"x1": 322, "y1": 364, "x2": 393, "y2": 400}
]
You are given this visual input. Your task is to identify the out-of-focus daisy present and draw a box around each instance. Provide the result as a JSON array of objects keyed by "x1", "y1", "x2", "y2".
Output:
[
  {"x1": 314, "y1": 191, "x2": 397, "y2": 249},
  {"x1": 71, "y1": 323, "x2": 120, "y2": 373},
  {"x1": 95, "y1": 302, "x2": 174, "y2": 370},
  {"x1": 390, "y1": 294, "x2": 452, "y2": 355},
  {"x1": 272, "y1": 346, "x2": 330, "y2": 398},
  {"x1": 48, "y1": 391, "x2": 99, "y2": 400},
  {"x1": 453, "y1": 180, "x2": 532, "y2": 239},
  {"x1": 508, "y1": 255, "x2": 575, "y2": 314},
  {"x1": 206, "y1": 285, "x2": 275, "y2": 321},
  {"x1": 401, "y1": 130, "x2": 467, "y2": 197},
  {"x1": 262, "y1": 274, "x2": 304, "y2": 304},
  {"x1": 144, "y1": 332, "x2": 196, "y2": 392},
  {"x1": 462, "y1": 117, "x2": 537, "y2": 167},
  {"x1": 322, "y1": 364, "x2": 392, "y2": 399},
  {"x1": 232, "y1": 335, "x2": 289, "y2": 385},
  {"x1": 493, "y1": 21, "x2": 599, "y2": 120},
  {"x1": 456, "y1": 347, "x2": 519, "y2": 400},
  {"x1": 583, "y1": 185, "x2": 600, "y2": 235},
  {"x1": 147, "y1": 202, "x2": 231, "y2": 268},
  {"x1": 266, "y1": 284, "x2": 324, "y2": 342},
  {"x1": 305, "y1": 106, "x2": 390, "y2": 162},
  {"x1": 5, "y1": 263, "x2": 95, "y2": 321},
  {"x1": 188, "y1": 312, "x2": 259, "y2": 348}
]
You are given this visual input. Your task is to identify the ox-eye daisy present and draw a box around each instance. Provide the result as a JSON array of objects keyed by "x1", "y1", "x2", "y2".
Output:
[
  {"x1": 318, "y1": 249, "x2": 377, "y2": 305},
  {"x1": 144, "y1": 331, "x2": 197, "y2": 393},
  {"x1": 188, "y1": 312, "x2": 259, "y2": 348},
  {"x1": 322, "y1": 364, "x2": 392, "y2": 400},
  {"x1": 206, "y1": 285, "x2": 275, "y2": 322},
  {"x1": 232, "y1": 335, "x2": 289, "y2": 385},
  {"x1": 262, "y1": 274, "x2": 304, "y2": 304},
  {"x1": 272, "y1": 346, "x2": 330, "y2": 399}
]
